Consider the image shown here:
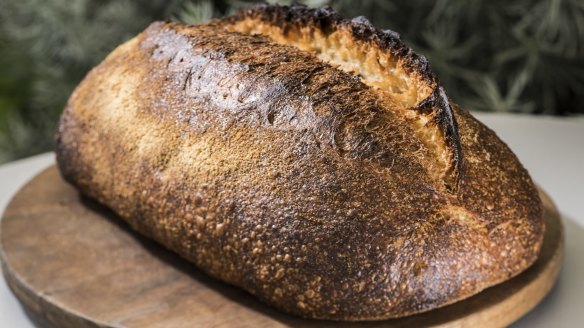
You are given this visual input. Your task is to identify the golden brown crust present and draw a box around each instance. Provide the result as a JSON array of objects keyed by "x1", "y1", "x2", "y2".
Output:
[{"x1": 56, "y1": 4, "x2": 544, "y2": 321}]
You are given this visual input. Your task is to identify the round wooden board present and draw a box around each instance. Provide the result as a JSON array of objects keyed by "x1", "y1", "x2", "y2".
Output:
[{"x1": 0, "y1": 166, "x2": 563, "y2": 328}]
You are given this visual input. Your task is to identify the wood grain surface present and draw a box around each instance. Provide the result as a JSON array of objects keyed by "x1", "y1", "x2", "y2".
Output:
[{"x1": 0, "y1": 166, "x2": 564, "y2": 328}]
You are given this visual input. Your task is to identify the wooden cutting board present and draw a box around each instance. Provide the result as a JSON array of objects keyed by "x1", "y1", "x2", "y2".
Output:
[{"x1": 0, "y1": 166, "x2": 563, "y2": 328}]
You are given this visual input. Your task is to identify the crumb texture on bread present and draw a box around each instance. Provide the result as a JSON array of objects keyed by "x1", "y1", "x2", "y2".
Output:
[{"x1": 56, "y1": 4, "x2": 544, "y2": 321}]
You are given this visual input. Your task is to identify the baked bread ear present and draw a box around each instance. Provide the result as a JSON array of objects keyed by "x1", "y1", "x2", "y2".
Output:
[
  {"x1": 224, "y1": 5, "x2": 464, "y2": 193},
  {"x1": 56, "y1": 4, "x2": 544, "y2": 321}
]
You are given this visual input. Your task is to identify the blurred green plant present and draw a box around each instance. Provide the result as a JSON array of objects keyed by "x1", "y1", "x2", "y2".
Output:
[
  {"x1": 0, "y1": 0, "x2": 190, "y2": 162},
  {"x1": 0, "y1": 0, "x2": 583, "y2": 163}
]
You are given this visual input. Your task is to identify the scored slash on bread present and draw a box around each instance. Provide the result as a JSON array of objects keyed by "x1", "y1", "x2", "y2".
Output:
[
  {"x1": 56, "y1": 3, "x2": 544, "y2": 321},
  {"x1": 223, "y1": 5, "x2": 463, "y2": 192}
]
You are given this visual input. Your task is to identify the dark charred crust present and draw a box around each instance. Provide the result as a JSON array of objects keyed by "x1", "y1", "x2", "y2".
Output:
[
  {"x1": 227, "y1": 3, "x2": 437, "y2": 85},
  {"x1": 416, "y1": 86, "x2": 463, "y2": 190}
]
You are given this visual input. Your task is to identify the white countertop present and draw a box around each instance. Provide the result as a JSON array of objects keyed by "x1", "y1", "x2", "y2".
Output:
[{"x1": 0, "y1": 112, "x2": 582, "y2": 327}]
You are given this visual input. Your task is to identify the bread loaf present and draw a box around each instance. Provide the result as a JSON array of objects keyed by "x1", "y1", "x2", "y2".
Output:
[{"x1": 56, "y1": 4, "x2": 544, "y2": 321}]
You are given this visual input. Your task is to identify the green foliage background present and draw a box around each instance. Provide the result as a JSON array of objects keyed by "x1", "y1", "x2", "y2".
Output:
[{"x1": 0, "y1": 0, "x2": 583, "y2": 163}]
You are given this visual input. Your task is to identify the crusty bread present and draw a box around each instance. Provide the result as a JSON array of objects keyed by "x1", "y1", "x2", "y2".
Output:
[{"x1": 56, "y1": 4, "x2": 544, "y2": 321}]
